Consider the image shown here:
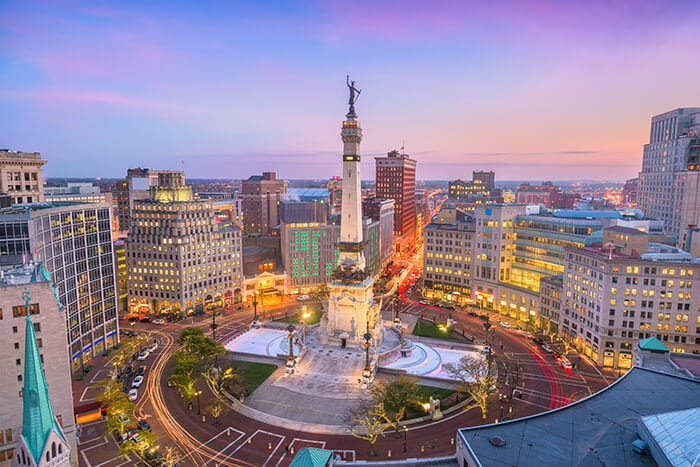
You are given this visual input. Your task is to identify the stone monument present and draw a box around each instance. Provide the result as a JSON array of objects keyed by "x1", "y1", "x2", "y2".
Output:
[{"x1": 320, "y1": 77, "x2": 383, "y2": 349}]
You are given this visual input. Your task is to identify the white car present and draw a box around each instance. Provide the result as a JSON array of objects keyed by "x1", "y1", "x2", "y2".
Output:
[
  {"x1": 419, "y1": 300, "x2": 429, "y2": 305},
  {"x1": 152, "y1": 318, "x2": 166, "y2": 325},
  {"x1": 297, "y1": 295, "x2": 310, "y2": 301},
  {"x1": 560, "y1": 358, "x2": 572, "y2": 369},
  {"x1": 132, "y1": 376, "x2": 144, "y2": 388},
  {"x1": 127, "y1": 389, "x2": 138, "y2": 401},
  {"x1": 137, "y1": 351, "x2": 150, "y2": 361},
  {"x1": 500, "y1": 322, "x2": 511, "y2": 329},
  {"x1": 147, "y1": 343, "x2": 158, "y2": 352},
  {"x1": 542, "y1": 344, "x2": 553, "y2": 353}
]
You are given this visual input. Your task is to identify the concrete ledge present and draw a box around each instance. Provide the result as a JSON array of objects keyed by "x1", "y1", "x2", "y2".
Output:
[{"x1": 335, "y1": 455, "x2": 458, "y2": 466}]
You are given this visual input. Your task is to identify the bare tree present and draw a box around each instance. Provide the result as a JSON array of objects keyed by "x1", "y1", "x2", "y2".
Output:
[
  {"x1": 344, "y1": 398, "x2": 388, "y2": 456},
  {"x1": 501, "y1": 359, "x2": 524, "y2": 412},
  {"x1": 207, "y1": 399, "x2": 230, "y2": 426},
  {"x1": 444, "y1": 355, "x2": 496, "y2": 423}
]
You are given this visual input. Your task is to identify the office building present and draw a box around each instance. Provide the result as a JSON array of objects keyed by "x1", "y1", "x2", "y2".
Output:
[
  {"x1": 116, "y1": 168, "x2": 185, "y2": 232},
  {"x1": 280, "y1": 217, "x2": 380, "y2": 294},
  {"x1": 0, "y1": 264, "x2": 77, "y2": 466},
  {"x1": 327, "y1": 176, "x2": 342, "y2": 206},
  {"x1": 0, "y1": 203, "x2": 118, "y2": 371},
  {"x1": 240, "y1": 172, "x2": 288, "y2": 236},
  {"x1": 638, "y1": 107, "x2": 700, "y2": 248},
  {"x1": 362, "y1": 197, "x2": 394, "y2": 265},
  {"x1": 0, "y1": 150, "x2": 46, "y2": 205},
  {"x1": 280, "y1": 189, "x2": 331, "y2": 224},
  {"x1": 375, "y1": 149, "x2": 417, "y2": 252},
  {"x1": 126, "y1": 175, "x2": 242, "y2": 316},
  {"x1": 621, "y1": 177, "x2": 638, "y2": 207},
  {"x1": 448, "y1": 171, "x2": 497, "y2": 200},
  {"x1": 212, "y1": 198, "x2": 244, "y2": 228},
  {"x1": 514, "y1": 181, "x2": 560, "y2": 207},
  {"x1": 562, "y1": 227, "x2": 699, "y2": 368}
]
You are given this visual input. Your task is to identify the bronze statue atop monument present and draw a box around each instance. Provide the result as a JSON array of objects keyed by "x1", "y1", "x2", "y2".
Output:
[{"x1": 346, "y1": 75, "x2": 361, "y2": 115}]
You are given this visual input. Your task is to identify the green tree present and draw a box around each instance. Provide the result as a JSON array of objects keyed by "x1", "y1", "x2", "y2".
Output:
[
  {"x1": 444, "y1": 355, "x2": 496, "y2": 423},
  {"x1": 119, "y1": 429, "x2": 158, "y2": 459},
  {"x1": 370, "y1": 375, "x2": 420, "y2": 433},
  {"x1": 204, "y1": 365, "x2": 241, "y2": 397},
  {"x1": 170, "y1": 350, "x2": 199, "y2": 401},
  {"x1": 344, "y1": 398, "x2": 388, "y2": 456},
  {"x1": 108, "y1": 335, "x2": 148, "y2": 373},
  {"x1": 179, "y1": 327, "x2": 205, "y2": 347}
]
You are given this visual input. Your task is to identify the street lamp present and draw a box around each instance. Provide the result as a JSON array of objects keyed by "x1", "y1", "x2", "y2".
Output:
[
  {"x1": 483, "y1": 317, "x2": 492, "y2": 359},
  {"x1": 212, "y1": 307, "x2": 218, "y2": 342},
  {"x1": 499, "y1": 394, "x2": 504, "y2": 420},
  {"x1": 363, "y1": 331, "x2": 372, "y2": 383},
  {"x1": 286, "y1": 324, "x2": 296, "y2": 373},
  {"x1": 196, "y1": 390, "x2": 202, "y2": 415},
  {"x1": 403, "y1": 425, "x2": 408, "y2": 453},
  {"x1": 252, "y1": 292, "x2": 259, "y2": 325},
  {"x1": 393, "y1": 292, "x2": 401, "y2": 325}
]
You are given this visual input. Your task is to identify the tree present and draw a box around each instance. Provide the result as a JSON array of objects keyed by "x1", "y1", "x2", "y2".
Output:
[
  {"x1": 315, "y1": 283, "x2": 330, "y2": 301},
  {"x1": 170, "y1": 350, "x2": 199, "y2": 401},
  {"x1": 119, "y1": 429, "x2": 157, "y2": 459},
  {"x1": 501, "y1": 359, "x2": 524, "y2": 412},
  {"x1": 370, "y1": 375, "x2": 420, "y2": 433},
  {"x1": 207, "y1": 399, "x2": 229, "y2": 426},
  {"x1": 160, "y1": 446, "x2": 183, "y2": 467},
  {"x1": 96, "y1": 377, "x2": 136, "y2": 438},
  {"x1": 344, "y1": 398, "x2": 388, "y2": 456},
  {"x1": 444, "y1": 355, "x2": 496, "y2": 423},
  {"x1": 179, "y1": 327, "x2": 204, "y2": 347},
  {"x1": 108, "y1": 335, "x2": 148, "y2": 374},
  {"x1": 204, "y1": 365, "x2": 241, "y2": 397},
  {"x1": 179, "y1": 327, "x2": 226, "y2": 363}
]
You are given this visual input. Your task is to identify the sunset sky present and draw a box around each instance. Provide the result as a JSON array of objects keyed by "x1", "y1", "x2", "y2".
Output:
[{"x1": 2, "y1": 1, "x2": 699, "y2": 181}]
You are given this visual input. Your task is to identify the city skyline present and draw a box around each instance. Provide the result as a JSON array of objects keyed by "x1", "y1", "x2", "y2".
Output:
[{"x1": 2, "y1": 1, "x2": 700, "y2": 180}]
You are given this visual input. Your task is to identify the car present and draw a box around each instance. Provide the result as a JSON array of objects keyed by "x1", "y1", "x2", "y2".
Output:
[
  {"x1": 467, "y1": 311, "x2": 478, "y2": 317},
  {"x1": 443, "y1": 305, "x2": 455, "y2": 310},
  {"x1": 128, "y1": 389, "x2": 138, "y2": 401},
  {"x1": 560, "y1": 358, "x2": 572, "y2": 369},
  {"x1": 297, "y1": 295, "x2": 310, "y2": 301},
  {"x1": 551, "y1": 351, "x2": 561, "y2": 361},
  {"x1": 418, "y1": 300, "x2": 429, "y2": 305},
  {"x1": 147, "y1": 343, "x2": 158, "y2": 352},
  {"x1": 137, "y1": 352, "x2": 150, "y2": 361},
  {"x1": 542, "y1": 344, "x2": 553, "y2": 353},
  {"x1": 480, "y1": 346, "x2": 491, "y2": 354},
  {"x1": 520, "y1": 331, "x2": 533, "y2": 338},
  {"x1": 139, "y1": 316, "x2": 151, "y2": 323},
  {"x1": 500, "y1": 322, "x2": 511, "y2": 328},
  {"x1": 152, "y1": 318, "x2": 166, "y2": 325},
  {"x1": 138, "y1": 419, "x2": 152, "y2": 431},
  {"x1": 478, "y1": 314, "x2": 489, "y2": 320},
  {"x1": 132, "y1": 375, "x2": 144, "y2": 388}
]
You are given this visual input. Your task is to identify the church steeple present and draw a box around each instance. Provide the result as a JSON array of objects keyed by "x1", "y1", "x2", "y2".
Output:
[{"x1": 13, "y1": 286, "x2": 70, "y2": 467}]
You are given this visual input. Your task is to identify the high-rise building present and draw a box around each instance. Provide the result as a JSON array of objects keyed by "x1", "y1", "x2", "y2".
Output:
[
  {"x1": 0, "y1": 203, "x2": 118, "y2": 371},
  {"x1": 240, "y1": 172, "x2": 288, "y2": 235},
  {"x1": 375, "y1": 149, "x2": 417, "y2": 253},
  {"x1": 0, "y1": 150, "x2": 46, "y2": 205},
  {"x1": 621, "y1": 178, "x2": 638, "y2": 206},
  {"x1": 514, "y1": 181, "x2": 560, "y2": 206},
  {"x1": 638, "y1": 108, "x2": 700, "y2": 249},
  {"x1": 280, "y1": 189, "x2": 331, "y2": 224},
  {"x1": 116, "y1": 168, "x2": 185, "y2": 232},
  {"x1": 126, "y1": 175, "x2": 242, "y2": 317},
  {"x1": 0, "y1": 264, "x2": 77, "y2": 466},
  {"x1": 448, "y1": 171, "x2": 496, "y2": 200},
  {"x1": 362, "y1": 197, "x2": 394, "y2": 265}
]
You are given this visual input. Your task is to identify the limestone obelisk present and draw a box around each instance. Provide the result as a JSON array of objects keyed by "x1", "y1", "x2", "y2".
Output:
[{"x1": 320, "y1": 77, "x2": 383, "y2": 348}]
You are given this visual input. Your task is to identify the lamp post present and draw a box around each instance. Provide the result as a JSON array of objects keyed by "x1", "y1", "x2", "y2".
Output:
[
  {"x1": 252, "y1": 292, "x2": 259, "y2": 327},
  {"x1": 286, "y1": 324, "x2": 296, "y2": 373},
  {"x1": 499, "y1": 394, "x2": 504, "y2": 420},
  {"x1": 363, "y1": 331, "x2": 372, "y2": 383},
  {"x1": 403, "y1": 425, "x2": 408, "y2": 453},
  {"x1": 301, "y1": 309, "x2": 310, "y2": 345},
  {"x1": 483, "y1": 317, "x2": 492, "y2": 359},
  {"x1": 211, "y1": 307, "x2": 218, "y2": 342},
  {"x1": 393, "y1": 292, "x2": 401, "y2": 325},
  {"x1": 196, "y1": 390, "x2": 202, "y2": 415}
]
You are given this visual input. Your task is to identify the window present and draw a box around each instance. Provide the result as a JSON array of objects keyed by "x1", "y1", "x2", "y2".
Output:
[{"x1": 12, "y1": 304, "x2": 40, "y2": 317}]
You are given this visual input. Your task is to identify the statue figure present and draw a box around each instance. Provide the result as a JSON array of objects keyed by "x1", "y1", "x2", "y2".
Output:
[{"x1": 346, "y1": 75, "x2": 361, "y2": 114}]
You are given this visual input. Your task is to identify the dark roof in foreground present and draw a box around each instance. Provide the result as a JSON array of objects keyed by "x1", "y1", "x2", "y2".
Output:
[{"x1": 458, "y1": 367, "x2": 700, "y2": 467}]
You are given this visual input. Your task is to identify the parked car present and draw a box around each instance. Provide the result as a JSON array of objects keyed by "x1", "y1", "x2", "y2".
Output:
[
  {"x1": 542, "y1": 344, "x2": 553, "y2": 353},
  {"x1": 138, "y1": 419, "x2": 152, "y2": 431},
  {"x1": 478, "y1": 314, "x2": 489, "y2": 320},
  {"x1": 136, "y1": 367, "x2": 145, "y2": 376},
  {"x1": 560, "y1": 358, "x2": 572, "y2": 369},
  {"x1": 137, "y1": 351, "x2": 150, "y2": 361},
  {"x1": 297, "y1": 295, "x2": 310, "y2": 301},
  {"x1": 139, "y1": 316, "x2": 151, "y2": 323},
  {"x1": 500, "y1": 322, "x2": 511, "y2": 329},
  {"x1": 418, "y1": 300, "x2": 429, "y2": 305},
  {"x1": 467, "y1": 311, "x2": 478, "y2": 317},
  {"x1": 128, "y1": 389, "x2": 138, "y2": 401},
  {"x1": 132, "y1": 376, "x2": 144, "y2": 388},
  {"x1": 152, "y1": 318, "x2": 166, "y2": 325},
  {"x1": 147, "y1": 343, "x2": 158, "y2": 352}
]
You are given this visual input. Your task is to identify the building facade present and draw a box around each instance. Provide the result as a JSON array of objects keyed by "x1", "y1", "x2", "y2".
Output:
[
  {"x1": 126, "y1": 179, "x2": 242, "y2": 316},
  {"x1": 637, "y1": 108, "x2": 700, "y2": 248},
  {"x1": 0, "y1": 151, "x2": 46, "y2": 206},
  {"x1": 0, "y1": 266, "x2": 77, "y2": 466},
  {"x1": 116, "y1": 169, "x2": 184, "y2": 232},
  {"x1": 280, "y1": 189, "x2": 331, "y2": 224},
  {"x1": 240, "y1": 172, "x2": 288, "y2": 236},
  {"x1": 375, "y1": 150, "x2": 417, "y2": 252},
  {"x1": 362, "y1": 197, "x2": 394, "y2": 265},
  {"x1": 448, "y1": 171, "x2": 496, "y2": 200},
  {"x1": 0, "y1": 203, "x2": 118, "y2": 371},
  {"x1": 514, "y1": 182, "x2": 560, "y2": 207},
  {"x1": 562, "y1": 227, "x2": 700, "y2": 368}
]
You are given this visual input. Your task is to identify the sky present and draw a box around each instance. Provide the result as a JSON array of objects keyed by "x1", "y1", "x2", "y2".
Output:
[{"x1": 2, "y1": 1, "x2": 700, "y2": 181}]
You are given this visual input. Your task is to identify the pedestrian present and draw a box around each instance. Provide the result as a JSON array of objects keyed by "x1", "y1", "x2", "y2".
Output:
[{"x1": 285, "y1": 445, "x2": 289, "y2": 453}]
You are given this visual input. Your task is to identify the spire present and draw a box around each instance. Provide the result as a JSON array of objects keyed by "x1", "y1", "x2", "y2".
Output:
[{"x1": 20, "y1": 286, "x2": 66, "y2": 464}]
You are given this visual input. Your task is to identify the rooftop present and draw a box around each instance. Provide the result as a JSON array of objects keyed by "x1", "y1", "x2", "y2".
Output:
[
  {"x1": 0, "y1": 262, "x2": 50, "y2": 287},
  {"x1": 458, "y1": 367, "x2": 700, "y2": 467}
]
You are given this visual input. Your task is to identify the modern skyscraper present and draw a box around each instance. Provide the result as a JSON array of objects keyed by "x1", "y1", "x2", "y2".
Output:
[
  {"x1": 0, "y1": 150, "x2": 46, "y2": 205},
  {"x1": 0, "y1": 203, "x2": 118, "y2": 371},
  {"x1": 0, "y1": 265, "x2": 77, "y2": 466},
  {"x1": 240, "y1": 172, "x2": 288, "y2": 235},
  {"x1": 362, "y1": 197, "x2": 395, "y2": 265},
  {"x1": 638, "y1": 108, "x2": 700, "y2": 249},
  {"x1": 375, "y1": 149, "x2": 417, "y2": 253},
  {"x1": 126, "y1": 174, "x2": 242, "y2": 317}
]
